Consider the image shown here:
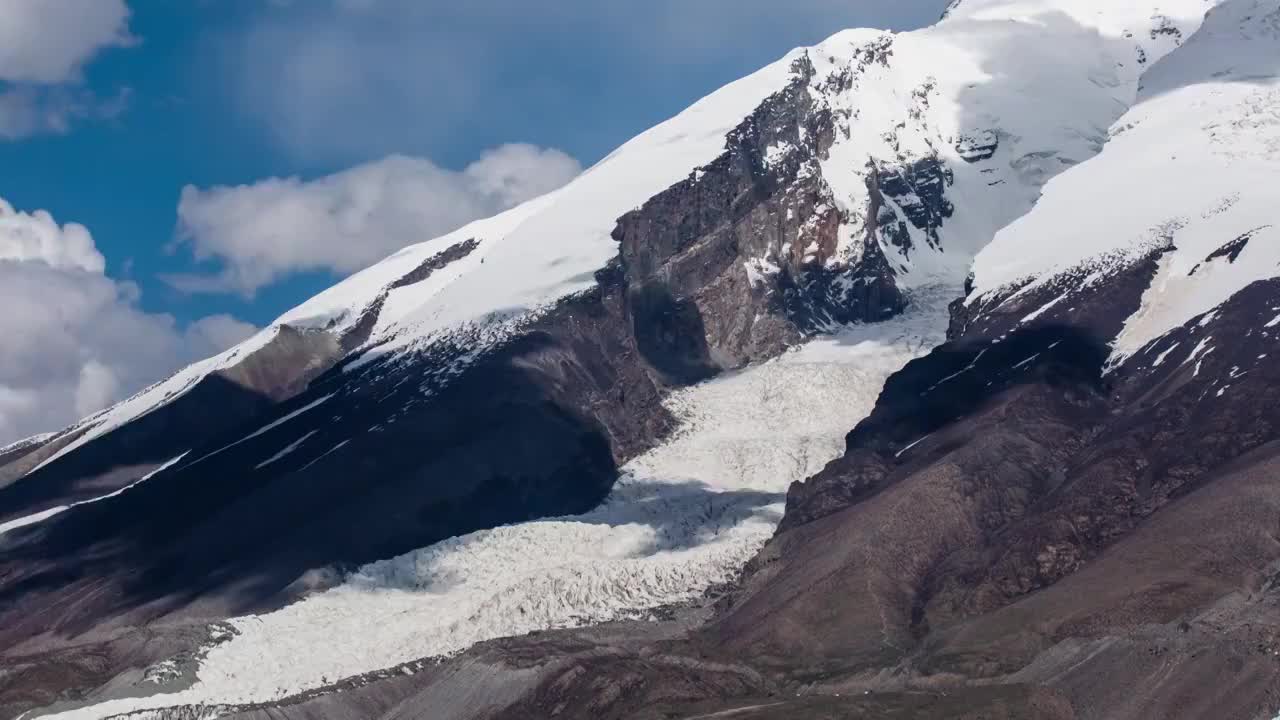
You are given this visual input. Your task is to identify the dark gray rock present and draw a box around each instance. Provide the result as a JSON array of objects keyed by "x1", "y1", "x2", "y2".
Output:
[
  {"x1": 955, "y1": 131, "x2": 999, "y2": 163},
  {"x1": 614, "y1": 54, "x2": 919, "y2": 360}
]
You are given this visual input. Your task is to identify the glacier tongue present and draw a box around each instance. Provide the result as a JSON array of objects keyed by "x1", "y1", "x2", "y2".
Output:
[{"x1": 42, "y1": 287, "x2": 953, "y2": 719}]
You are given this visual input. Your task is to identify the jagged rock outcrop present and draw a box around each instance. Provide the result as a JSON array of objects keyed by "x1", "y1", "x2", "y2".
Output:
[{"x1": 614, "y1": 55, "x2": 908, "y2": 367}]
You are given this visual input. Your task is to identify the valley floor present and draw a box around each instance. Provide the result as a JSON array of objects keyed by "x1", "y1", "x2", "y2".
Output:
[{"x1": 33, "y1": 286, "x2": 956, "y2": 720}]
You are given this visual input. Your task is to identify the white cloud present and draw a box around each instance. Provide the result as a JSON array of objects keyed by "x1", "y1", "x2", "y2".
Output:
[
  {"x1": 0, "y1": 198, "x2": 257, "y2": 445},
  {"x1": 168, "y1": 144, "x2": 581, "y2": 296},
  {"x1": 0, "y1": 197, "x2": 103, "y2": 271},
  {"x1": 73, "y1": 360, "x2": 120, "y2": 419},
  {"x1": 184, "y1": 314, "x2": 259, "y2": 357},
  {"x1": 462, "y1": 144, "x2": 582, "y2": 209},
  {"x1": 0, "y1": 0, "x2": 133, "y2": 84},
  {"x1": 0, "y1": 0, "x2": 135, "y2": 139}
]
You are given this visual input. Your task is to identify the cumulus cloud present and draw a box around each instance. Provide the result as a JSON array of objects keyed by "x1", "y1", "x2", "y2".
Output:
[
  {"x1": 0, "y1": 199, "x2": 257, "y2": 446},
  {"x1": 167, "y1": 144, "x2": 581, "y2": 297},
  {"x1": 184, "y1": 314, "x2": 260, "y2": 358},
  {"x1": 171, "y1": 1, "x2": 945, "y2": 297},
  {"x1": 0, "y1": 198, "x2": 103, "y2": 271},
  {"x1": 0, "y1": 0, "x2": 135, "y2": 140}
]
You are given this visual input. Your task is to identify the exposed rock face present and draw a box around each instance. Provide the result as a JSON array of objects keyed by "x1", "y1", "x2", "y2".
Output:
[
  {"x1": 0, "y1": 325, "x2": 343, "y2": 521},
  {"x1": 939, "y1": 0, "x2": 968, "y2": 21},
  {"x1": 872, "y1": 156, "x2": 954, "y2": 256},
  {"x1": 955, "y1": 131, "x2": 999, "y2": 163},
  {"x1": 614, "y1": 57, "x2": 908, "y2": 366}
]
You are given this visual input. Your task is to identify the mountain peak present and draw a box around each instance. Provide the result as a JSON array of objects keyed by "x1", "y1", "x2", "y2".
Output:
[{"x1": 7, "y1": 2, "x2": 1280, "y2": 718}]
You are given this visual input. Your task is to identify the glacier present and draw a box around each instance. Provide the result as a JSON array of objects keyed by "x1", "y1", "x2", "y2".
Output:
[{"x1": 36, "y1": 289, "x2": 949, "y2": 718}]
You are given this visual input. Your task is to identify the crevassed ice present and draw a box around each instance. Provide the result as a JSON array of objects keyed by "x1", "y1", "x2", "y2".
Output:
[{"x1": 41, "y1": 289, "x2": 951, "y2": 719}]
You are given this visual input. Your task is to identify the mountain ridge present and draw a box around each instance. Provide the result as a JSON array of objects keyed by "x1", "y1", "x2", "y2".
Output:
[{"x1": 6, "y1": 1, "x2": 1280, "y2": 718}]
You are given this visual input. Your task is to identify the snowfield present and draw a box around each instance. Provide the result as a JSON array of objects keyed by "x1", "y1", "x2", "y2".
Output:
[
  {"x1": 39, "y1": 287, "x2": 953, "y2": 719},
  {"x1": 967, "y1": 0, "x2": 1280, "y2": 365}
]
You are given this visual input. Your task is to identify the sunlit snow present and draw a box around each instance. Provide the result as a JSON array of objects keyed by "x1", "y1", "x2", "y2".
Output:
[{"x1": 969, "y1": 0, "x2": 1279, "y2": 365}]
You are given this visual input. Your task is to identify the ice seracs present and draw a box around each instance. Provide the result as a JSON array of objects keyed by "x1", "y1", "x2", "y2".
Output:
[{"x1": 37, "y1": 287, "x2": 952, "y2": 719}]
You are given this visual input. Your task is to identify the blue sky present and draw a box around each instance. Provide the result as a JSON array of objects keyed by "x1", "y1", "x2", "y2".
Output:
[{"x1": 0, "y1": 0, "x2": 947, "y2": 443}]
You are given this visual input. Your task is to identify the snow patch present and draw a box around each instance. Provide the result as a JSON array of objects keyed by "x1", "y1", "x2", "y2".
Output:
[
  {"x1": 254, "y1": 431, "x2": 319, "y2": 471},
  {"x1": 895, "y1": 434, "x2": 932, "y2": 458},
  {"x1": 1152, "y1": 342, "x2": 1181, "y2": 367},
  {"x1": 0, "y1": 453, "x2": 187, "y2": 537},
  {"x1": 186, "y1": 394, "x2": 335, "y2": 469},
  {"x1": 743, "y1": 257, "x2": 783, "y2": 288}
]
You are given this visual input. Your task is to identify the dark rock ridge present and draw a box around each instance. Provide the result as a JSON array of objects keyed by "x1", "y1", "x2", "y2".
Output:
[
  {"x1": 332, "y1": 236, "x2": 482, "y2": 354},
  {"x1": 954, "y1": 130, "x2": 999, "y2": 163},
  {"x1": 0, "y1": 54, "x2": 958, "y2": 718},
  {"x1": 939, "y1": 0, "x2": 968, "y2": 21},
  {"x1": 0, "y1": 325, "x2": 344, "y2": 519},
  {"x1": 1190, "y1": 226, "x2": 1269, "y2": 275}
]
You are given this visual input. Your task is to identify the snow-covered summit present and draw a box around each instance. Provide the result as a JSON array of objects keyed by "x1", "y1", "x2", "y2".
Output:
[
  {"x1": 967, "y1": 0, "x2": 1278, "y2": 362},
  {"x1": 272, "y1": 0, "x2": 1215, "y2": 352},
  {"x1": 17, "y1": 0, "x2": 1221, "y2": 487}
]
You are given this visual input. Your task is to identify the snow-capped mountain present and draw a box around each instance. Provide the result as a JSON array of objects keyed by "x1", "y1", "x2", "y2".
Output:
[
  {"x1": 962, "y1": 0, "x2": 1280, "y2": 361},
  {"x1": 5, "y1": 0, "x2": 1280, "y2": 718}
]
